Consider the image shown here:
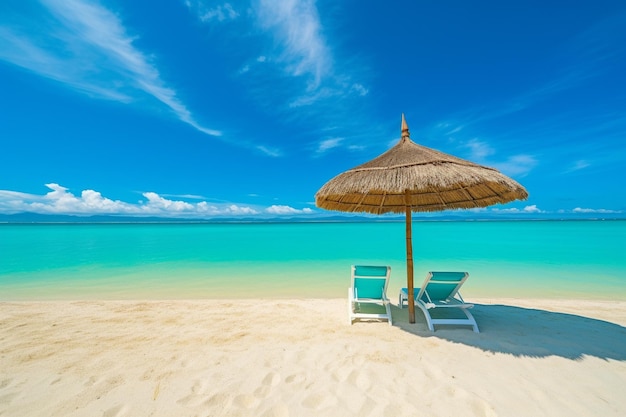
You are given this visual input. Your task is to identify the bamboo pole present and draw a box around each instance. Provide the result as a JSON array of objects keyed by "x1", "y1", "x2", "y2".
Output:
[{"x1": 405, "y1": 189, "x2": 415, "y2": 323}]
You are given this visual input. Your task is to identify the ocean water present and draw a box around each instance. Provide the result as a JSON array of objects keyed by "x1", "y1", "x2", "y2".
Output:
[{"x1": 0, "y1": 221, "x2": 624, "y2": 300}]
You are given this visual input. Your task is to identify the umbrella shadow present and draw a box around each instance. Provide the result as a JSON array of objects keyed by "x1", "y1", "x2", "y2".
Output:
[{"x1": 391, "y1": 303, "x2": 626, "y2": 361}]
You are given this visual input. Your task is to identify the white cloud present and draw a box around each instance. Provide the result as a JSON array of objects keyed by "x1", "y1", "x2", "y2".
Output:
[
  {"x1": 572, "y1": 207, "x2": 622, "y2": 214},
  {"x1": 0, "y1": 184, "x2": 318, "y2": 218},
  {"x1": 523, "y1": 205, "x2": 541, "y2": 213},
  {"x1": 266, "y1": 205, "x2": 313, "y2": 215},
  {"x1": 225, "y1": 204, "x2": 259, "y2": 215},
  {"x1": 0, "y1": 0, "x2": 221, "y2": 136},
  {"x1": 143, "y1": 192, "x2": 195, "y2": 212},
  {"x1": 4, "y1": 183, "x2": 137, "y2": 215},
  {"x1": 492, "y1": 204, "x2": 543, "y2": 214},
  {"x1": 491, "y1": 208, "x2": 519, "y2": 213},
  {"x1": 462, "y1": 207, "x2": 489, "y2": 213}
]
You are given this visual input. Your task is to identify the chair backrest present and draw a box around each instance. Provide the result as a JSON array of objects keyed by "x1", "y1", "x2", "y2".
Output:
[
  {"x1": 420, "y1": 271, "x2": 469, "y2": 301},
  {"x1": 351, "y1": 265, "x2": 391, "y2": 299}
]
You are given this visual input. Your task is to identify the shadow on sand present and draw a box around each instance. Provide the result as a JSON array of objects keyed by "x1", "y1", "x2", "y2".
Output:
[{"x1": 390, "y1": 303, "x2": 626, "y2": 361}]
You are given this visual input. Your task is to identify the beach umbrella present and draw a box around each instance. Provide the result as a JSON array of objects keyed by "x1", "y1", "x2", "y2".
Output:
[{"x1": 315, "y1": 114, "x2": 528, "y2": 323}]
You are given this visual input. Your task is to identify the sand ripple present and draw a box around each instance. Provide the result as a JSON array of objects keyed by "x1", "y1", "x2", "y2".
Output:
[{"x1": 1, "y1": 298, "x2": 625, "y2": 416}]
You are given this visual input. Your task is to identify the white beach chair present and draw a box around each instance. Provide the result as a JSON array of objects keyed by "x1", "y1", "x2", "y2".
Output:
[
  {"x1": 399, "y1": 271, "x2": 479, "y2": 332},
  {"x1": 348, "y1": 265, "x2": 392, "y2": 326}
]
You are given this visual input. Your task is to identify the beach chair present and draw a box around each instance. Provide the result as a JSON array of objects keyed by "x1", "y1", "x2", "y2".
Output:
[
  {"x1": 399, "y1": 272, "x2": 479, "y2": 332},
  {"x1": 348, "y1": 265, "x2": 392, "y2": 326}
]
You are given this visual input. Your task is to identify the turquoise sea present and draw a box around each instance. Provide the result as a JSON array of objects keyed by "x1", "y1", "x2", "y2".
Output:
[{"x1": 0, "y1": 221, "x2": 624, "y2": 301}]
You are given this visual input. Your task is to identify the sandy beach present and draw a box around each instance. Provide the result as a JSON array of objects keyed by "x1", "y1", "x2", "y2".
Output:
[{"x1": 1, "y1": 298, "x2": 625, "y2": 417}]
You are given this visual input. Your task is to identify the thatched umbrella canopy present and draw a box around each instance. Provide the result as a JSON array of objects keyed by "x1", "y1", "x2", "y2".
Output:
[{"x1": 315, "y1": 114, "x2": 528, "y2": 323}]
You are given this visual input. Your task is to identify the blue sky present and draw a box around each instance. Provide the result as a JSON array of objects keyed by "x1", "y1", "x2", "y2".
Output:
[{"x1": 1, "y1": 0, "x2": 625, "y2": 220}]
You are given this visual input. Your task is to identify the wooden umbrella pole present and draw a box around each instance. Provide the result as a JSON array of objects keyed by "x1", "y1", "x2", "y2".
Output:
[{"x1": 405, "y1": 189, "x2": 415, "y2": 323}]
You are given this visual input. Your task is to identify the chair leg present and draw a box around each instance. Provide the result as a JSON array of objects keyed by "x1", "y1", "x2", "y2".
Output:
[
  {"x1": 347, "y1": 288, "x2": 353, "y2": 325},
  {"x1": 461, "y1": 308, "x2": 480, "y2": 333},
  {"x1": 416, "y1": 302, "x2": 435, "y2": 331}
]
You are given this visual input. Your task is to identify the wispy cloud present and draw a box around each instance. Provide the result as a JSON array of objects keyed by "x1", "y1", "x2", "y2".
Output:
[
  {"x1": 564, "y1": 160, "x2": 590, "y2": 173},
  {"x1": 161, "y1": 193, "x2": 207, "y2": 200},
  {"x1": 255, "y1": 0, "x2": 331, "y2": 89},
  {"x1": 0, "y1": 25, "x2": 131, "y2": 102},
  {"x1": 0, "y1": 0, "x2": 221, "y2": 136},
  {"x1": 188, "y1": 0, "x2": 332, "y2": 88},
  {"x1": 186, "y1": 0, "x2": 373, "y2": 144},
  {"x1": 443, "y1": 41, "x2": 624, "y2": 132},
  {"x1": 0, "y1": 184, "x2": 315, "y2": 218},
  {"x1": 426, "y1": 14, "x2": 626, "y2": 162},
  {"x1": 350, "y1": 83, "x2": 368, "y2": 97},
  {"x1": 315, "y1": 137, "x2": 343, "y2": 154},
  {"x1": 462, "y1": 139, "x2": 537, "y2": 177},
  {"x1": 464, "y1": 139, "x2": 495, "y2": 160},
  {"x1": 185, "y1": 1, "x2": 240, "y2": 22},
  {"x1": 256, "y1": 145, "x2": 283, "y2": 157},
  {"x1": 490, "y1": 155, "x2": 538, "y2": 178}
]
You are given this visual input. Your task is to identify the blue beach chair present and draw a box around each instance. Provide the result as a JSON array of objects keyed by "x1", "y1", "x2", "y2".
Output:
[
  {"x1": 399, "y1": 271, "x2": 479, "y2": 332},
  {"x1": 348, "y1": 265, "x2": 392, "y2": 326}
]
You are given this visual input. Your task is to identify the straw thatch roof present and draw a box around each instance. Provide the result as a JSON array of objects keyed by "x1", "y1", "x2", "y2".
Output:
[{"x1": 315, "y1": 115, "x2": 528, "y2": 214}]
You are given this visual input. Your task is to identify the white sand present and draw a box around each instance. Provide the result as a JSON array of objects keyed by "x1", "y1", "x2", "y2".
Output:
[{"x1": 1, "y1": 298, "x2": 626, "y2": 417}]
